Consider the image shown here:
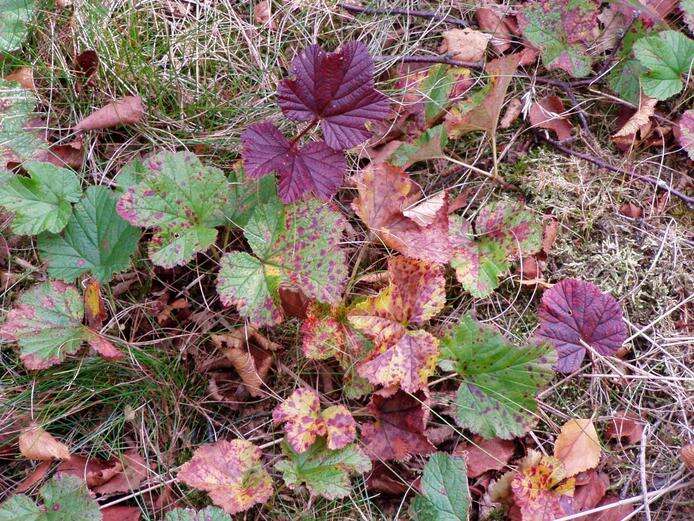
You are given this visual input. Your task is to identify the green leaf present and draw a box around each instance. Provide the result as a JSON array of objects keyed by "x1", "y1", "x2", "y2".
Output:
[
  {"x1": 224, "y1": 164, "x2": 278, "y2": 228},
  {"x1": 0, "y1": 161, "x2": 81, "y2": 235},
  {"x1": 0, "y1": 280, "x2": 118, "y2": 370},
  {"x1": 411, "y1": 453, "x2": 470, "y2": 521},
  {"x1": 217, "y1": 199, "x2": 348, "y2": 326},
  {"x1": 0, "y1": 476, "x2": 100, "y2": 521},
  {"x1": 391, "y1": 125, "x2": 448, "y2": 168},
  {"x1": 439, "y1": 316, "x2": 555, "y2": 439},
  {"x1": 0, "y1": 494, "x2": 40, "y2": 521},
  {"x1": 165, "y1": 507, "x2": 232, "y2": 521},
  {"x1": 275, "y1": 438, "x2": 371, "y2": 499},
  {"x1": 634, "y1": 30, "x2": 694, "y2": 100},
  {"x1": 420, "y1": 65, "x2": 460, "y2": 121},
  {"x1": 116, "y1": 151, "x2": 230, "y2": 267},
  {"x1": 39, "y1": 186, "x2": 141, "y2": 283},
  {"x1": 0, "y1": 79, "x2": 50, "y2": 166},
  {"x1": 608, "y1": 59, "x2": 642, "y2": 105},
  {"x1": 0, "y1": 0, "x2": 35, "y2": 52}
]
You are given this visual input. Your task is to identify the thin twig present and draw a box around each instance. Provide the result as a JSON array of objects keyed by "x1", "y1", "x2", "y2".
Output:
[
  {"x1": 541, "y1": 136, "x2": 694, "y2": 208},
  {"x1": 338, "y1": 3, "x2": 468, "y2": 27},
  {"x1": 374, "y1": 54, "x2": 482, "y2": 71}
]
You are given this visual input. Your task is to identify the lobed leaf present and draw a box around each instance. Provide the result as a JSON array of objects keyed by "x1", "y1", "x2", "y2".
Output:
[
  {"x1": 535, "y1": 278, "x2": 627, "y2": 373},
  {"x1": 439, "y1": 315, "x2": 555, "y2": 439},
  {"x1": 177, "y1": 439, "x2": 273, "y2": 515},
  {"x1": 517, "y1": 0, "x2": 599, "y2": 77},
  {"x1": 277, "y1": 41, "x2": 390, "y2": 150},
  {"x1": 275, "y1": 438, "x2": 371, "y2": 499},
  {"x1": 0, "y1": 1, "x2": 36, "y2": 53},
  {"x1": 116, "y1": 151, "x2": 229, "y2": 267},
  {"x1": 164, "y1": 507, "x2": 231, "y2": 521},
  {"x1": 634, "y1": 30, "x2": 694, "y2": 100},
  {"x1": 241, "y1": 121, "x2": 345, "y2": 202},
  {"x1": 410, "y1": 453, "x2": 470, "y2": 521},
  {"x1": 0, "y1": 280, "x2": 121, "y2": 369},
  {"x1": 0, "y1": 161, "x2": 81, "y2": 235},
  {"x1": 0, "y1": 475, "x2": 101, "y2": 521},
  {"x1": 217, "y1": 199, "x2": 347, "y2": 326},
  {"x1": 39, "y1": 185, "x2": 140, "y2": 283},
  {"x1": 361, "y1": 389, "x2": 435, "y2": 461},
  {"x1": 352, "y1": 163, "x2": 451, "y2": 264}
]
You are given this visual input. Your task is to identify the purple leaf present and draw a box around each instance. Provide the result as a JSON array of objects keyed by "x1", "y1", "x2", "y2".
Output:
[
  {"x1": 536, "y1": 279, "x2": 627, "y2": 373},
  {"x1": 277, "y1": 41, "x2": 390, "y2": 150},
  {"x1": 241, "y1": 121, "x2": 346, "y2": 202}
]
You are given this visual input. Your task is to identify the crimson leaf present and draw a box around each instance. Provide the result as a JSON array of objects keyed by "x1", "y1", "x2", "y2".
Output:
[
  {"x1": 535, "y1": 279, "x2": 627, "y2": 373},
  {"x1": 277, "y1": 41, "x2": 390, "y2": 150},
  {"x1": 241, "y1": 121, "x2": 345, "y2": 202}
]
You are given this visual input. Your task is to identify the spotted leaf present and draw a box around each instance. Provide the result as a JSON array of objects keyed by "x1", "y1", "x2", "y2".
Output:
[
  {"x1": 349, "y1": 257, "x2": 445, "y2": 392},
  {"x1": 277, "y1": 41, "x2": 390, "y2": 150},
  {"x1": 535, "y1": 279, "x2": 627, "y2": 373},
  {"x1": 439, "y1": 316, "x2": 555, "y2": 439},
  {"x1": 0, "y1": 161, "x2": 81, "y2": 235},
  {"x1": 177, "y1": 439, "x2": 273, "y2": 515},
  {"x1": 116, "y1": 151, "x2": 230, "y2": 267},
  {"x1": 39, "y1": 186, "x2": 140, "y2": 283},
  {"x1": 164, "y1": 507, "x2": 231, "y2": 521},
  {"x1": 217, "y1": 199, "x2": 347, "y2": 326},
  {"x1": 273, "y1": 388, "x2": 356, "y2": 453},
  {"x1": 275, "y1": 438, "x2": 371, "y2": 499},
  {"x1": 0, "y1": 475, "x2": 101, "y2": 521},
  {"x1": 241, "y1": 121, "x2": 345, "y2": 202},
  {"x1": 361, "y1": 389, "x2": 435, "y2": 461},
  {"x1": 518, "y1": 0, "x2": 599, "y2": 77},
  {"x1": 0, "y1": 281, "x2": 121, "y2": 369},
  {"x1": 352, "y1": 163, "x2": 451, "y2": 264}
]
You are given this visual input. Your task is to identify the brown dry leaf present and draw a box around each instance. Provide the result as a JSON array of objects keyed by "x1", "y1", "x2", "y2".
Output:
[
  {"x1": 223, "y1": 343, "x2": 271, "y2": 398},
  {"x1": 14, "y1": 461, "x2": 51, "y2": 492},
  {"x1": 476, "y1": 7, "x2": 513, "y2": 52},
  {"x1": 57, "y1": 455, "x2": 122, "y2": 488},
  {"x1": 454, "y1": 436, "x2": 515, "y2": 478},
  {"x1": 680, "y1": 444, "x2": 694, "y2": 470},
  {"x1": 529, "y1": 95, "x2": 574, "y2": 141},
  {"x1": 19, "y1": 423, "x2": 71, "y2": 461},
  {"x1": 102, "y1": 506, "x2": 141, "y2": 521},
  {"x1": 93, "y1": 450, "x2": 148, "y2": 494},
  {"x1": 614, "y1": 95, "x2": 657, "y2": 137},
  {"x1": 592, "y1": 495, "x2": 635, "y2": 521},
  {"x1": 439, "y1": 28, "x2": 490, "y2": 62},
  {"x1": 75, "y1": 96, "x2": 145, "y2": 132},
  {"x1": 278, "y1": 285, "x2": 309, "y2": 319},
  {"x1": 553, "y1": 419, "x2": 601, "y2": 477},
  {"x1": 254, "y1": 0, "x2": 275, "y2": 29},
  {"x1": 5, "y1": 67, "x2": 36, "y2": 90},
  {"x1": 605, "y1": 411, "x2": 645, "y2": 445},
  {"x1": 541, "y1": 216, "x2": 559, "y2": 254},
  {"x1": 572, "y1": 470, "x2": 609, "y2": 511},
  {"x1": 499, "y1": 98, "x2": 522, "y2": 129},
  {"x1": 366, "y1": 462, "x2": 409, "y2": 495},
  {"x1": 619, "y1": 203, "x2": 643, "y2": 219},
  {"x1": 445, "y1": 53, "x2": 521, "y2": 137},
  {"x1": 403, "y1": 191, "x2": 446, "y2": 227}
]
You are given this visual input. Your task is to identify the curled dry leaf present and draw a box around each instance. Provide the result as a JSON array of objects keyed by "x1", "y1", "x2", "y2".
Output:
[
  {"x1": 178, "y1": 439, "x2": 273, "y2": 515},
  {"x1": 535, "y1": 278, "x2": 627, "y2": 373},
  {"x1": 75, "y1": 96, "x2": 144, "y2": 132},
  {"x1": 499, "y1": 98, "x2": 523, "y2": 129},
  {"x1": 212, "y1": 332, "x2": 272, "y2": 398},
  {"x1": 553, "y1": 419, "x2": 601, "y2": 477},
  {"x1": 273, "y1": 387, "x2": 356, "y2": 452},
  {"x1": 439, "y1": 28, "x2": 490, "y2": 62},
  {"x1": 254, "y1": 0, "x2": 274, "y2": 29},
  {"x1": 476, "y1": 7, "x2": 513, "y2": 52},
  {"x1": 529, "y1": 95, "x2": 574, "y2": 141},
  {"x1": 57, "y1": 450, "x2": 147, "y2": 494},
  {"x1": 681, "y1": 444, "x2": 694, "y2": 470},
  {"x1": 613, "y1": 95, "x2": 657, "y2": 138},
  {"x1": 19, "y1": 423, "x2": 71, "y2": 461},
  {"x1": 677, "y1": 109, "x2": 694, "y2": 159},
  {"x1": 5, "y1": 67, "x2": 35, "y2": 90}
]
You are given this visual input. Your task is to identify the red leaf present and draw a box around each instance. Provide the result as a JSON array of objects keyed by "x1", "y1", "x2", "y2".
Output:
[
  {"x1": 277, "y1": 41, "x2": 390, "y2": 149},
  {"x1": 572, "y1": 470, "x2": 609, "y2": 512},
  {"x1": 476, "y1": 7, "x2": 513, "y2": 52},
  {"x1": 453, "y1": 437, "x2": 515, "y2": 478},
  {"x1": 605, "y1": 411, "x2": 645, "y2": 445},
  {"x1": 102, "y1": 506, "x2": 141, "y2": 521},
  {"x1": 536, "y1": 279, "x2": 627, "y2": 373},
  {"x1": 241, "y1": 121, "x2": 345, "y2": 202},
  {"x1": 529, "y1": 95, "x2": 574, "y2": 141},
  {"x1": 591, "y1": 494, "x2": 635, "y2": 521},
  {"x1": 360, "y1": 389, "x2": 435, "y2": 461}
]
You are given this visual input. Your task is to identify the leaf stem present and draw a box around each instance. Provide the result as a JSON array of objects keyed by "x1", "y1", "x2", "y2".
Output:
[{"x1": 291, "y1": 118, "x2": 319, "y2": 146}]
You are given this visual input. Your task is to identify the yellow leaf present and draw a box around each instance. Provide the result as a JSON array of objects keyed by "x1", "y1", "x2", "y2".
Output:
[
  {"x1": 553, "y1": 419, "x2": 601, "y2": 477},
  {"x1": 19, "y1": 423, "x2": 71, "y2": 461}
]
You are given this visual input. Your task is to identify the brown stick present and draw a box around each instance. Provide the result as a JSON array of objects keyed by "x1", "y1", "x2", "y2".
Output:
[
  {"x1": 541, "y1": 136, "x2": 694, "y2": 208},
  {"x1": 338, "y1": 3, "x2": 468, "y2": 27}
]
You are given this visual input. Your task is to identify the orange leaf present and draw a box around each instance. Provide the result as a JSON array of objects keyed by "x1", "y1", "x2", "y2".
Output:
[
  {"x1": 84, "y1": 278, "x2": 106, "y2": 330},
  {"x1": 553, "y1": 419, "x2": 601, "y2": 477},
  {"x1": 19, "y1": 423, "x2": 71, "y2": 461},
  {"x1": 75, "y1": 96, "x2": 144, "y2": 132}
]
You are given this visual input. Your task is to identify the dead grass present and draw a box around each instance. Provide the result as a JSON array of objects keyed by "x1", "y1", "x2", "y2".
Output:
[{"x1": 1, "y1": 1, "x2": 692, "y2": 520}]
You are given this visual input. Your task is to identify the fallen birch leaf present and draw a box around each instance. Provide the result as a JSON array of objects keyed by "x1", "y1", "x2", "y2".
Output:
[
  {"x1": 554, "y1": 419, "x2": 601, "y2": 477},
  {"x1": 75, "y1": 96, "x2": 144, "y2": 131}
]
